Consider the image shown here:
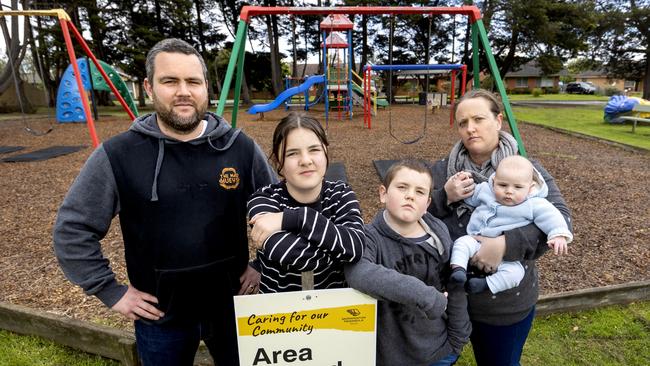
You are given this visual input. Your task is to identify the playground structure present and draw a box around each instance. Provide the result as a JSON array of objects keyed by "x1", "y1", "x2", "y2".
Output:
[
  {"x1": 283, "y1": 76, "x2": 326, "y2": 111},
  {"x1": 217, "y1": 5, "x2": 527, "y2": 156},
  {"x1": 248, "y1": 14, "x2": 358, "y2": 121},
  {"x1": 249, "y1": 13, "x2": 389, "y2": 122},
  {"x1": 0, "y1": 9, "x2": 138, "y2": 147},
  {"x1": 363, "y1": 63, "x2": 467, "y2": 129},
  {"x1": 248, "y1": 74, "x2": 326, "y2": 114},
  {"x1": 56, "y1": 58, "x2": 138, "y2": 123}
]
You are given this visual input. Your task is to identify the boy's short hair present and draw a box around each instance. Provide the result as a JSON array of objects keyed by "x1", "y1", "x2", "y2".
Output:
[{"x1": 383, "y1": 159, "x2": 434, "y2": 192}]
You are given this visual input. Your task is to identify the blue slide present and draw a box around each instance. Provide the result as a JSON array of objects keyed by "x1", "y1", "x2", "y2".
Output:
[{"x1": 248, "y1": 74, "x2": 326, "y2": 114}]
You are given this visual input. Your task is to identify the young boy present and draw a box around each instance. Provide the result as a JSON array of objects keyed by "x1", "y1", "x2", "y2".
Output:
[
  {"x1": 450, "y1": 155, "x2": 573, "y2": 294},
  {"x1": 345, "y1": 160, "x2": 470, "y2": 366}
]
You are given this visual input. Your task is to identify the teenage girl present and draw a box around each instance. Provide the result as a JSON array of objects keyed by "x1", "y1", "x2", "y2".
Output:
[{"x1": 247, "y1": 112, "x2": 365, "y2": 293}]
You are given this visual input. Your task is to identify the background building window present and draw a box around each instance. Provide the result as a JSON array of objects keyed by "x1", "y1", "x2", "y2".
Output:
[
  {"x1": 516, "y1": 78, "x2": 528, "y2": 88},
  {"x1": 541, "y1": 78, "x2": 554, "y2": 87}
]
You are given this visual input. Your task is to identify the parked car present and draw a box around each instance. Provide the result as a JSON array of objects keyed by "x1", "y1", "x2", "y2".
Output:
[{"x1": 565, "y1": 81, "x2": 596, "y2": 94}]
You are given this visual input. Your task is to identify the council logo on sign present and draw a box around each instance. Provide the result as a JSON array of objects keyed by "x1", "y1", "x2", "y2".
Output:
[
  {"x1": 346, "y1": 308, "x2": 361, "y2": 316},
  {"x1": 219, "y1": 167, "x2": 240, "y2": 190},
  {"x1": 342, "y1": 307, "x2": 366, "y2": 324}
]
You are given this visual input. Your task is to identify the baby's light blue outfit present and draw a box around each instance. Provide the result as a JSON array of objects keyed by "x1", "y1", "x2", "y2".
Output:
[{"x1": 451, "y1": 169, "x2": 573, "y2": 294}]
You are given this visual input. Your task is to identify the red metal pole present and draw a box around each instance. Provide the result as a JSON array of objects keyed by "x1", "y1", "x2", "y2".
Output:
[
  {"x1": 366, "y1": 68, "x2": 373, "y2": 129},
  {"x1": 59, "y1": 19, "x2": 99, "y2": 148},
  {"x1": 450, "y1": 69, "x2": 457, "y2": 127},
  {"x1": 239, "y1": 6, "x2": 482, "y2": 23},
  {"x1": 363, "y1": 69, "x2": 369, "y2": 128},
  {"x1": 67, "y1": 21, "x2": 136, "y2": 121}
]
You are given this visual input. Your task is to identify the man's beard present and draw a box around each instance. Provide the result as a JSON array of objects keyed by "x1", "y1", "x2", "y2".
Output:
[{"x1": 153, "y1": 95, "x2": 208, "y2": 133}]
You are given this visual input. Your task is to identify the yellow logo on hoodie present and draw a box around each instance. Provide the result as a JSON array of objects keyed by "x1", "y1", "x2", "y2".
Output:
[{"x1": 219, "y1": 167, "x2": 240, "y2": 190}]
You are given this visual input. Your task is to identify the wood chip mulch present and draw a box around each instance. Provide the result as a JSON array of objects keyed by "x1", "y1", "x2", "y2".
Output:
[{"x1": 1, "y1": 104, "x2": 648, "y2": 330}]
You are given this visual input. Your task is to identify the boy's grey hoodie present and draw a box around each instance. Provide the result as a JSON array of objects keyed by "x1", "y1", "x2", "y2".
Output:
[
  {"x1": 345, "y1": 210, "x2": 471, "y2": 366},
  {"x1": 52, "y1": 112, "x2": 275, "y2": 308}
]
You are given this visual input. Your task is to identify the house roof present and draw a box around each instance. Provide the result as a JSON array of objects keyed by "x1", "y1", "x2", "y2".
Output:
[
  {"x1": 575, "y1": 69, "x2": 608, "y2": 78},
  {"x1": 505, "y1": 61, "x2": 568, "y2": 78}
]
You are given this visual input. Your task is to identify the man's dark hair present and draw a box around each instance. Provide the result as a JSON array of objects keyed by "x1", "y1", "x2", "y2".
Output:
[{"x1": 145, "y1": 38, "x2": 207, "y2": 84}]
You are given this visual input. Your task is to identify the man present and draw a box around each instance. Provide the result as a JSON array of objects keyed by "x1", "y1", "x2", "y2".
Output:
[{"x1": 53, "y1": 38, "x2": 275, "y2": 366}]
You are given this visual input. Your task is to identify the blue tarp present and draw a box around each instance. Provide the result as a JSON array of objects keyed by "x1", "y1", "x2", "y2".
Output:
[{"x1": 604, "y1": 95, "x2": 639, "y2": 123}]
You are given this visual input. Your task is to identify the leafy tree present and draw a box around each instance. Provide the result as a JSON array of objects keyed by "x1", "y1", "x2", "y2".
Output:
[
  {"x1": 461, "y1": 0, "x2": 597, "y2": 87},
  {"x1": 590, "y1": 0, "x2": 649, "y2": 98}
]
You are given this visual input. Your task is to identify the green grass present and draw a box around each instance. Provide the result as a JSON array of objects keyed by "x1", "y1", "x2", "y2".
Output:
[
  {"x1": 512, "y1": 106, "x2": 650, "y2": 150},
  {"x1": 1, "y1": 302, "x2": 648, "y2": 364},
  {"x1": 0, "y1": 329, "x2": 119, "y2": 366},
  {"x1": 507, "y1": 94, "x2": 610, "y2": 101},
  {"x1": 456, "y1": 301, "x2": 650, "y2": 365}
]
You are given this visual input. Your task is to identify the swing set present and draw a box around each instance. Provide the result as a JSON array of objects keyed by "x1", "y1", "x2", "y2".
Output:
[
  {"x1": 0, "y1": 9, "x2": 137, "y2": 148},
  {"x1": 217, "y1": 5, "x2": 527, "y2": 156}
]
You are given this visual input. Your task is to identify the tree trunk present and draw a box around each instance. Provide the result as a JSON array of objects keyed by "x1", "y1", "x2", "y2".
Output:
[
  {"x1": 266, "y1": 15, "x2": 282, "y2": 96},
  {"x1": 154, "y1": 0, "x2": 163, "y2": 34},
  {"x1": 241, "y1": 74, "x2": 252, "y2": 104},
  {"x1": 194, "y1": 0, "x2": 215, "y2": 102},
  {"x1": 301, "y1": 20, "x2": 308, "y2": 78},
  {"x1": 0, "y1": 0, "x2": 25, "y2": 94},
  {"x1": 137, "y1": 80, "x2": 146, "y2": 107},
  {"x1": 214, "y1": 55, "x2": 223, "y2": 94},
  {"x1": 85, "y1": 0, "x2": 106, "y2": 60},
  {"x1": 34, "y1": 15, "x2": 56, "y2": 107},
  {"x1": 272, "y1": 15, "x2": 283, "y2": 95},
  {"x1": 498, "y1": 29, "x2": 519, "y2": 85},
  {"x1": 25, "y1": 10, "x2": 54, "y2": 107},
  {"x1": 291, "y1": 0, "x2": 297, "y2": 77},
  {"x1": 360, "y1": 15, "x2": 368, "y2": 73},
  {"x1": 642, "y1": 45, "x2": 650, "y2": 100}
]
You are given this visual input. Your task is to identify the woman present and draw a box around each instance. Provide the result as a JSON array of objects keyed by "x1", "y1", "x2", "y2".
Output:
[{"x1": 428, "y1": 89, "x2": 572, "y2": 365}]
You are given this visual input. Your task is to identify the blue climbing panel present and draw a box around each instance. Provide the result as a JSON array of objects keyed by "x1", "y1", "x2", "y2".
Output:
[
  {"x1": 56, "y1": 59, "x2": 93, "y2": 123},
  {"x1": 56, "y1": 58, "x2": 139, "y2": 123}
]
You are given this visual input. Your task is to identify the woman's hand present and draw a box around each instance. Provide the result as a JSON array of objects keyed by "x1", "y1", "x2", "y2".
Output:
[
  {"x1": 470, "y1": 235, "x2": 506, "y2": 273},
  {"x1": 249, "y1": 212, "x2": 283, "y2": 249},
  {"x1": 444, "y1": 171, "x2": 475, "y2": 204}
]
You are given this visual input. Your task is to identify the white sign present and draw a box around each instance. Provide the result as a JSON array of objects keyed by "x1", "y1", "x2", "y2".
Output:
[{"x1": 234, "y1": 288, "x2": 377, "y2": 366}]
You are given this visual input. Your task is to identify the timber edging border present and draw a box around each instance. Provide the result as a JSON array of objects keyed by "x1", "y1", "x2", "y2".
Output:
[
  {"x1": 1, "y1": 280, "x2": 649, "y2": 365},
  {"x1": 536, "y1": 280, "x2": 650, "y2": 317}
]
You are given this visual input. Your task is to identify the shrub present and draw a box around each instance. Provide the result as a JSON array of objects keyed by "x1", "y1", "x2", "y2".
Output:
[
  {"x1": 542, "y1": 86, "x2": 560, "y2": 94},
  {"x1": 603, "y1": 87, "x2": 622, "y2": 96},
  {"x1": 510, "y1": 88, "x2": 530, "y2": 95},
  {"x1": 532, "y1": 88, "x2": 543, "y2": 97}
]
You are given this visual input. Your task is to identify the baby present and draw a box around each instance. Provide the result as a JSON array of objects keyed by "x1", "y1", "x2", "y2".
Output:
[{"x1": 450, "y1": 155, "x2": 573, "y2": 294}]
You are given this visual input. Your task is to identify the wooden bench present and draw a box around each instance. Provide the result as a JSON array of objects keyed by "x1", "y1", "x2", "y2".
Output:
[{"x1": 618, "y1": 104, "x2": 650, "y2": 133}]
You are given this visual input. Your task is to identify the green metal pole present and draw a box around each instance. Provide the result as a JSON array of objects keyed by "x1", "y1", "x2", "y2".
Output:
[
  {"x1": 474, "y1": 20, "x2": 527, "y2": 157},
  {"x1": 231, "y1": 29, "x2": 248, "y2": 128},
  {"x1": 217, "y1": 20, "x2": 248, "y2": 118},
  {"x1": 471, "y1": 22, "x2": 480, "y2": 90}
]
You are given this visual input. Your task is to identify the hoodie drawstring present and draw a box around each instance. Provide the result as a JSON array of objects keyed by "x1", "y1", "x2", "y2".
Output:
[
  {"x1": 151, "y1": 138, "x2": 165, "y2": 201},
  {"x1": 208, "y1": 128, "x2": 241, "y2": 151}
]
